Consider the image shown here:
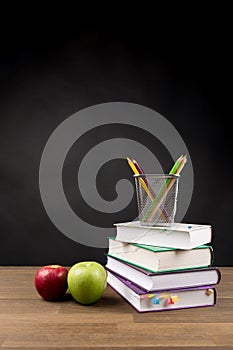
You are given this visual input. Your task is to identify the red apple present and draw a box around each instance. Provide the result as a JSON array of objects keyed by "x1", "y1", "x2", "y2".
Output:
[{"x1": 34, "y1": 265, "x2": 68, "y2": 300}]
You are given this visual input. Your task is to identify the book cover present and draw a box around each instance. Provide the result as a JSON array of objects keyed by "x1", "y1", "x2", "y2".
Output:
[
  {"x1": 106, "y1": 255, "x2": 221, "y2": 291},
  {"x1": 108, "y1": 238, "x2": 213, "y2": 273},
  {"x1": 107, "y1": 270, "x2": 216, "y2": 312},
  {"x1": 114, "y1": 221, "x2": 212, "y2": 250}
]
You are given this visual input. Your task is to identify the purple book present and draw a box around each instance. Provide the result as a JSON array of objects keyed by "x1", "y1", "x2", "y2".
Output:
[{"x1": 107, "y1": 270, "x2": 216, "y2": 312}]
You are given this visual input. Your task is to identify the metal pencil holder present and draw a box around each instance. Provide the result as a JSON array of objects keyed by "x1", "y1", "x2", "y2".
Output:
[{"x1": 134, "y1": 174, "x2": 180, "y2": 226}]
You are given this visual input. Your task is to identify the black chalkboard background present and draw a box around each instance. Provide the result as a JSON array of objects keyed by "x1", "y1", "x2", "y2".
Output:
[{"x1": 0, "y1": 19, "x2": 232, "y2": 266}]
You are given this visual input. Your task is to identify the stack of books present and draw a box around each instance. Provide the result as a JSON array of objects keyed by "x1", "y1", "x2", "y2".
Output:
[{"x1": 106, "y1": 221, "x2": 221, "y2": 312}]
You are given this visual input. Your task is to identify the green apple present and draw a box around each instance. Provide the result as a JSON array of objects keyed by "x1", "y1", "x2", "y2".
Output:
[{"x1": 67, "y1": 261, "x2": 107, "y2": 305}]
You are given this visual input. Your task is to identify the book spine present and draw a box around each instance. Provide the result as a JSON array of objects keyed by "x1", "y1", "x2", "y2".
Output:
[
  {"x1": 213, "y1": 287, "x2": 217, "y2": 305},
  {"x1": 216, "y1": 268, "x2": 222, "y2": 284},
  {"x1": 210, "y1": 246, "x2": 214, "y2": 265}
]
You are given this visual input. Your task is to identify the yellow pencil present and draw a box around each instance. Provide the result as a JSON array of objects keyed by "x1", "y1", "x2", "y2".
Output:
[
  {"x1": 126, "y1": 157, "x2": 168, "y2": 222},
  {"x1": 126, "y1": 158, "x2": 154, "y2": 201}
]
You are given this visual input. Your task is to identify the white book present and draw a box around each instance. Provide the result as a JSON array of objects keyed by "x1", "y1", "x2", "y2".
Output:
[
  {"x1": 114, "y1": 221, "x2": 212, "y2": 249},
  {"x1": 106, "y1": 255, "x2": 221, "y2": 292},
  {"x1": 107, "y1": 270, "x2": 216, "y2": 313}
]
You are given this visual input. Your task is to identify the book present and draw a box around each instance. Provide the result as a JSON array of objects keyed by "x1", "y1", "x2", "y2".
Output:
[
  {"x1": 106, "y1": 255, "x2": 221, "y2": 292},
  {"x1": 114, "y1": 221, "x2": 212, "y2": 250},
  {"x1": 107, "y1": 270, "x2": 216, "y2": 312},
  {"x1": 108, "y1": 238, "x2": 213, "y2": 273}
]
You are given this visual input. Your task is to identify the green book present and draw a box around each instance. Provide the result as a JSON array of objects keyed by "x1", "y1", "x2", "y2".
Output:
[{"x1": 107, "y1": 238, "x2": 213, "y2": 273}]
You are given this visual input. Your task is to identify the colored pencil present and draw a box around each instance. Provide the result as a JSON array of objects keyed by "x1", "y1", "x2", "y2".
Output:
[
  {"x1": 127, "y1": 157, "x2": 168, "y2": 222},
  {"x1": 132, "y1": 159, "x2": 149, "y2": 187},
  {"x1": 144, "y1": 155, "x2": 187, "y2": 222},
  {"x1": 126, "y1": 157, "x2": 154, "y2": 201}
]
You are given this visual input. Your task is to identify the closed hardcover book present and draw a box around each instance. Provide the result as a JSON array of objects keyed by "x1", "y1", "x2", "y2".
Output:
[
  {"x1": 114, "y1": 221, "x2": 212, "y2": 250},
  {"x1": 108, "y1": 238, "x2": 213, "y2": 273},
  {"x1": 106, "y1": 255, "x2": 221, "y2": 292},
  {"x1": 107, "y1": 270, "x2": 216, "y2": 312}
]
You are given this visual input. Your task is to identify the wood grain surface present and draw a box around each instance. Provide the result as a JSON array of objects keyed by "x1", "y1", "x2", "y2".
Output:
[{"x1": 0, "y1": 267, "x2": 232, "y2": 349}]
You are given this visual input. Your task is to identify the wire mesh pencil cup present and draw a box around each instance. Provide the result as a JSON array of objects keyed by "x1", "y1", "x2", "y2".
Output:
[{"x1": 134, "y1": 174, "x2": 180, "y2": 226}]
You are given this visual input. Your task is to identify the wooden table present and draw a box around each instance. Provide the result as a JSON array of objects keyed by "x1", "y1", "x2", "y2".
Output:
[{"x1": 0, "y1": 267, "x2": 232, "y2": 349}]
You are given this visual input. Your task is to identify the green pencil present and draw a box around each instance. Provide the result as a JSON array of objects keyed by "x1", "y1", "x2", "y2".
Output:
[
  {"x1": 142, "y1": 155, "x2": 183, "y2": 222},
  {"x1": 169, "y1": 155, "x2": 183, "y2": 175}
]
